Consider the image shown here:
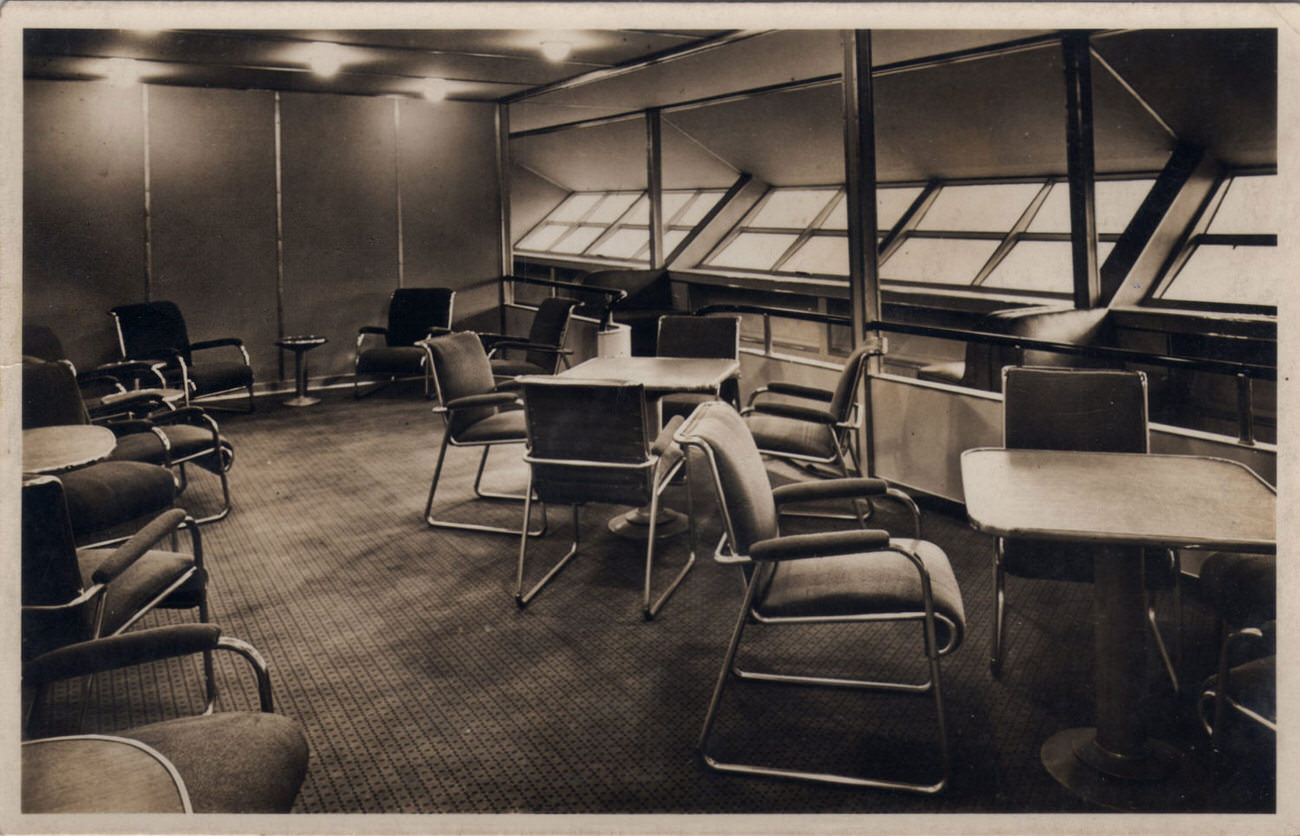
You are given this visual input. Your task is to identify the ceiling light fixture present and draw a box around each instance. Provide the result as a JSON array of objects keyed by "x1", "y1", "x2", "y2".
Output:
[
  {"x1": 421, "y1": 77, "x2": 449, "y2": 102},
  {"x1": 104, "y1": 57, "x2": 140, "y2": 87},
  {"x1": 539, "y1": 41, "x2": 572, "y2": 62},
  {"x1": 306, "y1": 42, "x2": 347, "y2": 77}
]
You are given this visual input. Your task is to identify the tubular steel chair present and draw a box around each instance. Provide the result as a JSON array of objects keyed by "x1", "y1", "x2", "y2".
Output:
[
  {"x1": 355, "y1": 287, "x2": 455, "y2": 398},
  {"x1": 674, "y1": 401, "x2": 964, "y2": 793},
  {"x1": 1198, "y1": 621, "x2": 1275, "y2": 769},
  {"x1": 22, "y1": 476, "x2": 211, "y2": 723},
  {"x1": 23, "y1": 324, "x2": 170, "y2": 422},
  {"x1": 515, "y1": 377, "x2": 694, "y2": 620},
  {"x1": 108, "y1": 301, "x2": 255, "y2": 413},
  {"x1": 656, "y1": 314, "x2": 742, "y2": 423},
  {"x1": 479, "y1": 296, "x2": 580, "y2": 384},
  {"x1": 422, "y1": 331, "x2": 542, "y2": 536},
  {"x1": 991, "y1": 366, "x2": 1182, "y2": 690},
  {"x1": 23, "y1": 625, "x2": 309, "y2": 813},
  {"x1": 24, "y1": 357, "x2": 233, "y2": 525}
]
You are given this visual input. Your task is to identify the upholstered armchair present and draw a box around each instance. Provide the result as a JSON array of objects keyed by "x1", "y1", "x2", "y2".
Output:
[
  {"x1": 355, "y1": 287, "x2": 455, "y2": 398},
  {"x1": 674, "y1": 400, "x2": 963, "y2": 793},
  {"x1": 23, "y1": 624, "x2": 308, "y2": 813},
  {"x1": 655, "y1": 313, "x2": 742, "y2": 423},
  {"x1": 109, "y1": 300, "x2": 255, "y2": 412},
  {"x1": 515, "y1": 377, "x2": 694, "y2": 619},
  {"x1": 478, "y1": 296, "x2": 579, "y2": 384}
]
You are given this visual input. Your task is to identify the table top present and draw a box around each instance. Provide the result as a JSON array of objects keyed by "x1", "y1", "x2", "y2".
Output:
[
  {"x1": 960, "y1": 448, "x2": 1276, "y2": 552},
  {"x1": 277, "y1": 335, "x2": 328, "y2": 348},
  {"x1": 23, "y1": 734, "x2": 190, "y2": 813},
  {"x1": 22, "y1": 425, "x2": 117, "y2": 476},
  {"x1": 559, "y1": 356, "x2": 740, "y2": 394}
]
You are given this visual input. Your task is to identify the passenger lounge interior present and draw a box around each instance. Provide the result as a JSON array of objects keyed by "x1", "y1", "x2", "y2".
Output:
[{"x1": 8, "y1": 6, "x2": 1287, "y2": 827}]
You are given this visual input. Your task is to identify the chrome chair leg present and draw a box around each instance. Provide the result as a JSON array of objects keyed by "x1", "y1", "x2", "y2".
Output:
[
  {"x1": 516, "y1": 499, "x2": 580, "y2": 608},
  {"x1": 990, "y1": 540, "x2": 1006, "y2": 677},
  {"x1": 642, "y1": 464, "x2": 696, "y2": 621},
  {"x1": 425, "y1": 434, "x2": 544, "y2": 536}
]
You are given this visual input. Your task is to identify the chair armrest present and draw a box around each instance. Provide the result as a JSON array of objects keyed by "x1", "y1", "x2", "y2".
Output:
[
  {"x1": 652, "y1": 415, "x2": 686, "y2": 457},
  {"x1": 359, "y1": 326, "x2": 388, "y2": 336},
  {"x1": 189, "y1": 337, "x2": 243, "y2": 352},
  {"x1": 750, "y1": 529, "x2": 892, "y2": 562},
  {"x1": 743, "y1": 401, "x2": 837, "y2": 425},
  {"x1": 444, "y1": 391, "x2": 520, "y2": 411},
  {"x1": 750, "y1": 381, "x2": 834, "y2": 405},
  {"x1": 89, "y1": 508, "x2": 188, "y2": 585},
  {"x1": 772, "y1": 477, "x2": 890, "y2": 505},
  {"x1": 90, "y1": 390, "x2": 168, "y2": 419},
  {"x1": 24, "y1": 624, "x2": 222, "y2": 686},
  {"x1": 489, "y1": 338, "x2": 570, "y2": 354},
  {"x1": 148, "y1": 405, "x2": 219, "y2": 430}
]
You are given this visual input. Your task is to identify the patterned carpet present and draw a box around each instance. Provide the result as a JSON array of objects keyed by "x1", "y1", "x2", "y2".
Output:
[{"x1": 30, "y1": 384, "x2": 1274, "y2": 817}]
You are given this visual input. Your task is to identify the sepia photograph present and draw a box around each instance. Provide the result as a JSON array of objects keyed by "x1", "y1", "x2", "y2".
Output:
[{"x1": 1, "y1": 2, "x2": 1292, "y2": 832}]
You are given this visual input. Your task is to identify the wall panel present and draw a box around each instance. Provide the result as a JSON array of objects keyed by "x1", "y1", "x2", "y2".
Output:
[
  {"x1": 24, "y1": 80, "x2": 146, "y2": 369},
  {"x1": 148, "y1": 86, "x2": 280, "y2": 382},
  {"x1": 280, "y1": 92, "x2": 400, "y2": 377},
  {"x1": 398, "y1": 98, "x2": 502, "y2": 324}
]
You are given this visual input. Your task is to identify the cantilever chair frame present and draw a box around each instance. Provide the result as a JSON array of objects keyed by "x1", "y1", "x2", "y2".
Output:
[
  {"x1": 354, "y1": 289, "x2": 456, "y2": 400},
  {"x1": 1198, "y1": 623, "x2": 1276, "y2": 751},
  {"x1": 422, "y1": 336, "x2": 545, "y2": 538},
  {"x1": 108, "y1": 304, "x2": 255, "y2": 414},
  {"x1": 482, "y1": 296, "x2": 581, "y2": 383},
  {"x1": 990, "y1": 365, "x2": 1182, "y2": 692},
  {"x1": 674, "y1": 405, "x2": 957, "y2": 793},
  {"x1": 515, "y1": 379, "x2": 695, "y2": 620}
]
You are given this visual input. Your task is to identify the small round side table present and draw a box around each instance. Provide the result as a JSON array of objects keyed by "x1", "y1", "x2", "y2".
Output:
[{"x1": 276, "y1": 335, "x2": 328, "y2": 407}]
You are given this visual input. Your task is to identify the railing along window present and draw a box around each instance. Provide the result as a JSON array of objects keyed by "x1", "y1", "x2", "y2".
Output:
[
  {"x1": 1148, "y1": 173, "x2": 1277, "y2": 311},
  {"x1": 515, "y1": 189, "x2": 726, "y2": 264}
]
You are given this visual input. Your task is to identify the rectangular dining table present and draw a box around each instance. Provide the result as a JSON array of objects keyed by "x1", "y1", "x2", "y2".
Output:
[
  {"x1": 960, "y1": 447, "x2": 1276, "y2": 810},
  {"x1": 556, "y1": 355, "x2": 741, "y2": 538}
]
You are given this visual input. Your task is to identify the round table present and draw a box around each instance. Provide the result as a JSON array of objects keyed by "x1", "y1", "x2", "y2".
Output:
[
  {"x1": 276, "y1": 335, "x2": 328, "y2": 407},
  {"x1": 23, "y1": 425, "x2": 116, "y2": 475}
]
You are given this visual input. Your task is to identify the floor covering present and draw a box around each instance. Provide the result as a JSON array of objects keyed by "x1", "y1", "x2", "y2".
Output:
[{"x1": 29, "y1": 384, "x2": 1275, "y2": 818}]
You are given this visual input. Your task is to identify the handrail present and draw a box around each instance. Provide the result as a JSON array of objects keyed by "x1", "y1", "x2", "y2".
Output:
[
  {"x1": 504, "y1": 275, "x2": 627, "y2": 329},
  {"x1": 695, "y1": 302, "x2": 1275, "y2": 381}
]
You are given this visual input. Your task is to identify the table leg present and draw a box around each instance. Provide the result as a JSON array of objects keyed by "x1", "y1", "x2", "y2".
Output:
[
  {"x1": 284, "y1": 349, "x2": 320, "y2": 407},
  {"x1": 1041, "y1": 544, "x2": 1206, "y2": 810}
]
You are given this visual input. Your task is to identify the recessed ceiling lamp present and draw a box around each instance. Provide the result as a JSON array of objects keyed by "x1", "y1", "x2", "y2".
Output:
[
  {"x1": 539, "y1": 41, "x2": 572, "y2": 62},
  {"x1": 306, "y1": 42, "x2": 347, "y2": 77},
  {"x1": 103, "y1": 57, "x2": 140, "y2": 87},
  {"x1": 421, "y1": 77, "x2": 449, "y2": 101}
]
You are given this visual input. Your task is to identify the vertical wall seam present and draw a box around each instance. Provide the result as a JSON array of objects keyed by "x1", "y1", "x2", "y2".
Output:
[
  {"x1": 274, "y1": 91, "x2": 286, "y2": 380},
  {"x1": 393, "y1": 97, "x2": 405, "y2": 287},
  {"x1": 141, "y1": 84, "x2": 153, "y2": 301}
]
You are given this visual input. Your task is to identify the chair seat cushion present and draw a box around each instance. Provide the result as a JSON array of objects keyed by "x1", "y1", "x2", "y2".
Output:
[
  {"x1": 58, "y1": 462, "x2": 177, "y2": 539},
  {"x1": 745, "y1": 412, "x2": 838, "y2": 461},
  {"x1": 120, "y1": 712, "x2": 309, "y2": 813},
  {"x1": 490, "y1": 357, "x2": 549, "y2": 378},
  {"x1": 455, "y1": 410, "x2": 527, "y2": 443},
  {"x1": 1002, "y1": 540, "x2": 1176, "y2": 589},
  {"x1": 77, "y1": 548, "x2": 195, "y2": 636},
  {"x1": 357, "y1": 346, "x2": 426, "y2": 375},
  {"x1": 187, "y1": 361, "x2": 253, "y2": 396},
  {"x1": 757, "y1": 538, "x2": 966, "y2": 651}
]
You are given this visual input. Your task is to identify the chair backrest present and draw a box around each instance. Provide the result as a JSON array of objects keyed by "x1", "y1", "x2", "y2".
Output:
[
  {"x1": 520, "y1": 378, "x2": 656, "y2": 507},
  {"x1": 1002, "y1": 366, "x2": 1148, "y2": 453},
  {"x1": 828, "y1": 344, "x2": 874, "y2": 424},
  {"x1": 22, "y1": 325, "x2": 66, "y2": 364},
  {"x1": 22, "y1": 477, "x2": 93, "y2": 660},
  {"x1": 386, "y1": 288, "x2": 455, "y2": 347},
  {"x1": 656, "y1": 314, "x2": 741, "y2": 360},
  {"x1": 524, "y1": 297, "x2": 580, "y2": 370},
  {"x1": 22, "y1": 359, "x2": 91, "y2": 429},
  {"x1": 110, "y1": 301, "x2": 191, "y2": 362},
  {"x1": 424, "y1": 331, "x2": 499, "y2": 437},
  {"x1": 675, "y1": 400, "x2": 781, "y2": 555}
]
